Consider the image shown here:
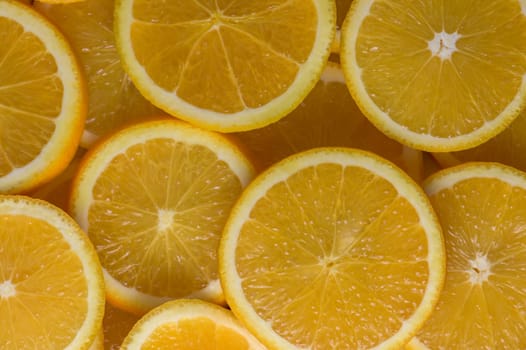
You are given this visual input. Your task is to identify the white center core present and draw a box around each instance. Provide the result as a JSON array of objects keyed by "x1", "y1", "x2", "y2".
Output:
[
  {"x1": 468, "y1": 254, "x2": 492, "y2": 285},
  {"x1": 428, "y1": 31, "x2": 461, "y2": 60},
  {"x1": 158, "y1": 209, "x2": 175, "y2": 232},
  {"x1": 0, "y1": 280, "x2": 16, "y2": 298}
]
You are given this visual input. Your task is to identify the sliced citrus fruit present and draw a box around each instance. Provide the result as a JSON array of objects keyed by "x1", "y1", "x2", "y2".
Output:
[
  {"x1": 121, "y1": 299, "x2": 265, "y2": 349},
  {"x1": 0, "y1": 0, "x2": 86, "y2": 193},
  {"x1": 103, "y1": 303, "x2": 141, "y2": 350},
  {"x1": 0, "y1": 195, "x2": 105, "y2": 349},
  {"x1": 34, "y1": 0, "x2": 162, "y2": 148},
  {"x1": 412, "y1": 162, "x2": 526, "y2": 349},
  {"x1": 233, "y1": 62, "x2": 423, "y2": 181},
  {"x1": 34, "y1": 0, "x2": 163, "y2": 148},
  {"x1": 433, "y1": 108, "x2": 526, "y2": 172},
  {"x1": 70, "y1": 119, "x2": 255, "y2": 315},
  {"x1": 219, "y1": 147, "x2": 445, "y2": 349},
  {"x1": 114, "y1": 0, "x2": 335, "y2": 132},
  {"x1": 341, "y1": 0, "x2": 526, "y2": 152}
]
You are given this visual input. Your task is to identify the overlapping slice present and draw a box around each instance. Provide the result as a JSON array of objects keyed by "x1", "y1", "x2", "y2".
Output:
[
  {"x1": 103, "y1": 303, "x2": 141, "y2": 350},
  {"x1": 70, "y1": 119, "x2": 255, "y2": 315},
  {"x1": 233, "y1": 62, "x2": 423, "y2": 180},
  {"x1": 0, "y1": 0, "x2": 86, "y2": 193},
  {"x1": 0, "y1": 195, "x2": 105, "y2": 349},
  {"x1": 114, "y1": 0, "x2": 335, "y2": 132},
  {"x1": 410, "y1": 162, "x2": 526, "y2": 349},
  {"x1": 220, "y1": 148, "x2": 445, "y2": 349},
  {"x1": 433, "y1": 109, "x2": 526, "y2": 172},
  {"x1": 34, "y1": 0, "x2": 162, "y2": 148},
  {"x1": 341, "y1": 0, "x2": 526, "y2": 151},
  {"x1": 121, "y1": 299, "x2": 265, "y2": 349}
]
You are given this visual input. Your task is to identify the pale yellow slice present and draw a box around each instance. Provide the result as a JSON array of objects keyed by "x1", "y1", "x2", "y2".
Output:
[
  {"x1": 220, "y1": 148, "x2": 445, "y2": 349},
  {"x1": 233, "y1": 62, "x2": 423, "y2": 180},
  {"x1": 70, "y1": 119, "x2": 255, "y2": 315},
  {"x1": 0, "y1": 195, "x2": 105, "y2": 349},
  {"x1": 34, "y1": 0, "x2": 162, "y2": 148},
  {"x1": 433, "y1": 108, "x2": 526, "y2": 173},
  {"x1": 114, "y1": 0, "x2": 335, "y2": 132},
  {"x1": 341, "y1": 0, "x2": 526, "y2": 151},
  {"x1": 0, "y1": 0, "x2": 86, "y2": 193}
]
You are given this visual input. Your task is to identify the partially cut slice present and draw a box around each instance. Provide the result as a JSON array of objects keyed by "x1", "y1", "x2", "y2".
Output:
[
  {"x1": 70, "y1": 119, "x2": 255, "y2": 315},
  {"x1": 232, "y1": 62, "x2": 423, "y2": 180},
  {"x1": 341, "y1": 0, "x2": 526, "y2": 151},
  {"x1": 103, "y1": 303, "x2": 141, "y2": 350},
  {"x1": 220, "y1": 148, "x2": 445, "y2": 349},
  {"x1": 433, "y1": 108, "x2": 526, "y2": 173},
  {"x1": 34, "y1": 0, "x2": 162, "y2": 148},
  {"x1": 0, "y1": 195, "x2": 105, "y2": 349},
  {"x1": 412, "y1": 162, "x2": 526, "y2": 349},
  {"x1": 0, "y1": 0, "x2": 86, "y2": 193},
  {"x1": 121, "y1": 299, "x2": 265, "y2": 349},
  {"x1": 114, "y1": 0, "x2": 335, "y2": 132}
]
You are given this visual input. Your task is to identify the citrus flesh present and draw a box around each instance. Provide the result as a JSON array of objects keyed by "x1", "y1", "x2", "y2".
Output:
[
  {"x1": 0, "y1": 195, "x2": 104, "y2": 349},
  {"x1": 0, "y1": 0, "x2": 86, "y2": 193},
  {"x1": 433, "y1": 108, "x2": 526, "y2": 173},
  {"x1": 220, "y1": 148, "x2": 445, "y2": 349},
  {"x1": 411, "y1": 162, "x2": 526, "y2": 349},
  {"x1": 233, "y1": 62, "x2": 423, "y2": 180},
  {"x1": 103, "y1": 303, "x2": 141, "y2": 350},
  {"x1": 114, "y1": 0, "x2": 335, "y2": 132},
  {"x1": 70, "y1": 119, "x2": 255, "y2": 315},
  {"x1": 341, "y1": 0, "x2": 526, "y2": 151},
  {"x1": 34, "y1": 0, "x2": 162, "y2": 148},
  {"x1": 121, "y1": 299, "x2": 265, "y2": 349}
]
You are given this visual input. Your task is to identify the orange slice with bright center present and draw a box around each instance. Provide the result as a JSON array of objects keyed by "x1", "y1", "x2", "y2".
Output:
[{"x1": 220, "y1": 147, "x2": 445, "y2": 349}]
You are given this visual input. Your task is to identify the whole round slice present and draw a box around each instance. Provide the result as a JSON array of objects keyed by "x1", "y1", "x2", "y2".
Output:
[
  {"x1": 34, "y1": 0, "x2": 162, "y2": 148},
  {"x1": 233, "y1": 62, "x2": 423, "y2": 180},
  {"x1": 0, "y1": 0, "x2": 86, "y2": 193},
  {"x1": 433, "y1": 108, "x2": 526, "y2": 173},
  {"x1": 121, "y1": 299, "x2": 265, "y2": 349},
  {"x1": 0, "y1": 195, "x2": 104, "y2": 349},
  {"x1": 219, "y1": 148, "x2": 445, "y2": 349},
  {"x1": 70, "y1": 119, "x2": 255, "y2": 315},
  {"x1": 341, "y1": 0, "x2": 526, "y2": 152},
  {"x1": 411, "y1": 162, "x2": 526, "y2": 349},
  {"x1": 114, "y1": 0, "x2": 335, "y2": 132}
]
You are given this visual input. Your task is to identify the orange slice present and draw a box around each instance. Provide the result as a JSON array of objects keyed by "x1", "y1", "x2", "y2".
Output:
[
  {"x1": 433, "y1": 108, "x2": 526, "y2": 172},
  {"x1": 0, "y1": 195, "x2": 104, "y2": 349},
  {"x1": 34, "y1": 0, "x2": 162, "y2": 148},
  {"x1": 341, "y1": 0, "x2": 526, "y2": 151},
  {"x1": 69, "y1": 119, "x2": 255, "y2": 315},
  {"x1": 411, "y1": 162, "x2": 526, "y2": 349},
  {"x1": 121, "y1": 299, "x2": 265, "y2": 349},
  {"x1": 233, "y1": 62, "x2": 423, "y2": 180},
  {"x1": 114, "y1": 0, "x2": 335, "y2": 132},
  {"x1": 0, "y1": 0, "x2": 86, "y2": 193},
  {"x1": 219, "y1": 148, "x2": 445, "y2": 349}
]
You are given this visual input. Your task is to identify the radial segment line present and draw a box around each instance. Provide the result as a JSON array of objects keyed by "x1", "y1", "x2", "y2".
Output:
[
  {"x1": 222, "y1": 23, "x2": 300, "y2": 65},
  {"x1": 217, "y1": 27, "x2": 247, "y2": 108}
]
